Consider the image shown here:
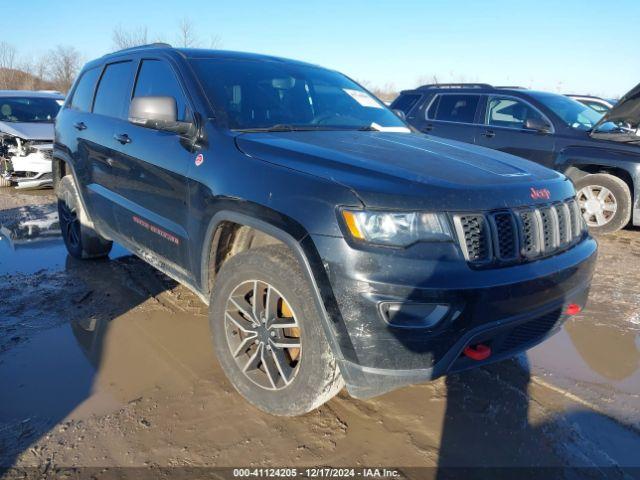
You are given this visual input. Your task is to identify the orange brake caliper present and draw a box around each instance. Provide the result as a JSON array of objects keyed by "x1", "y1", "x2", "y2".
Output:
[{"x1": 280, "y1": 299, "x2": 300, "y2": 361}]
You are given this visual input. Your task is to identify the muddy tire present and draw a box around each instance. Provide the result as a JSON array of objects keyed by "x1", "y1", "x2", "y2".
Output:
[
  {"x1": 209, "y1": 245, "x2": 344, "y2": 416},
  {"x1": 57, "y1": 175, "x2": 113, "y2": 259},
  {"x1": 575, "y1": 173, "x2": 631, "y2": 234}
]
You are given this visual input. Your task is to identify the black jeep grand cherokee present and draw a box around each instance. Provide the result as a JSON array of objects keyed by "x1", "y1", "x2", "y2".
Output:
[{"x1": 54, "y1": 45, "x2": 597, "y2": 415}]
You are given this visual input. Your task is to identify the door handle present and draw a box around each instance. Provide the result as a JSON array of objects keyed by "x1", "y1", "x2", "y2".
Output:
[
  {"x1": 113, "y1": 133, "x2": 132, "y2": 145},
  {"x1": 73, "y1": 121, "x2": 87, "y2": 131},
  {"x1": 481, "y1": 130, "x2": 496, "y2": 138},
  {"x1": 423, "y1": 124, "x2": 434, "y2": 132}
]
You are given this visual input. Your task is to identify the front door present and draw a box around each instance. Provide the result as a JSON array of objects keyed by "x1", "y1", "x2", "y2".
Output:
[
  {"x1": 107, "y1": 59, "x2": 195, "y2": 275},
  {"x1": 476, "y1": 95, "x2": 556, "y2": 168}
]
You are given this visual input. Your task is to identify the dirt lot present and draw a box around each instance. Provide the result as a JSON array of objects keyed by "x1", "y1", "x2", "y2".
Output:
[{"x1": 0, "y1": 189, "x2": 639, "y2": 479}]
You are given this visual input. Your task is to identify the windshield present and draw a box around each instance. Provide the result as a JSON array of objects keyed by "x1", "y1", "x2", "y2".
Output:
[
  {"x1": 0, "y1": 97, "x2": 61, "y2": 123},
  {"x1": 190, "y1": 58, "x2": 406, "y2": 131},
  {"x1": 528, "y1": 92, "x2": 603, "y2": 131}
]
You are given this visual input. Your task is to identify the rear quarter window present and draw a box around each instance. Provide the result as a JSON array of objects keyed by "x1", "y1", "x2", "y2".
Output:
[
  {"x1": 69, "y1": 67, "x2": 100, "y2": 112},
  {"x1": 390, "y1": 93, "x2": 422, "y2": 114}
]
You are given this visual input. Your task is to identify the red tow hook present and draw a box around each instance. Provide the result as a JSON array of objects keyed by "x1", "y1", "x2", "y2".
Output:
[
  {"x1": 463, "y1": 343, "x2": 491, "y2": 361},
  {"x1": 566, "y1": 303, "x2": 581, "y2": 316}
]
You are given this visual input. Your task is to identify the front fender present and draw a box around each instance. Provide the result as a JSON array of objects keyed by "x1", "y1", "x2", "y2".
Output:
[{"x1": 198, "y1": 208, "x2": 360, "y2": 371}]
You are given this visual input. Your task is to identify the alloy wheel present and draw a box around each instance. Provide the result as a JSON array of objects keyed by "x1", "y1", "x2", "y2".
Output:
[
  {"x1": 224, "y1": 280, "x2": 302, "y2": 390},
  {"x1": 59, "y1": 199, "x2": 81, "y2": 249},
  {"x1": 576, "y1": 184, "x2": 617, "y2": 227}
]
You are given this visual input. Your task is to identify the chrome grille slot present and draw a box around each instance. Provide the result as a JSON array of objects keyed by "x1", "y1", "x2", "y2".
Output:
[
  {"x1": 490, "y1": 211, "x2": 518, "y2": 261},
  {"x1": 454, "y1": 215, "x2": 491, "y2": 263},
  {"x1": 539, "y1": 206, "x2": 559, "y2": 252},
  {"x1": 518, "y1": 209, "x2": 540, "y2": 258},
  {"x1": 555, "y1": 202, "x2": 571, "y2": 245},
  {"x1": 567, "y1": 199, "x2": 583, "y2": 240}
]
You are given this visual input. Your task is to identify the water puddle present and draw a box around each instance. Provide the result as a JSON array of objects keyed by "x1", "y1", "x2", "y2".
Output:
[
  {"x1": 0, "y1": 302, "x2": 214, "y2": 427},
  {"x1": 528, "y1": 317, "x2": 640, "y2": 427},
  {"x1": 0, "y1": 203, "x2": 128, "y2": 274}
]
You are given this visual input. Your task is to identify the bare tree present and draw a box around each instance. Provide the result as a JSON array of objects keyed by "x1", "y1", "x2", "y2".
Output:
[
  {"x1": 209, "y1": 34, "x2": 222, "y2": 49},
  {"x1": 356, "y1": 79, "x2": 398, "y2": 103},
  {"x1": 177, "y1": 18, "x2": 199, "y2": 48},
  {"x1": 112, "y1": 24, "x2": 149, "y2": 50},
  {"x1": 0, "y1": 41, "x2": 21, "y2": 89},
  {"x1": 48, "y1": 45, "x2": 81, "y2": 93},
  {"x1": 24, "y1": 55, "x2": 50, "y2": 90}
]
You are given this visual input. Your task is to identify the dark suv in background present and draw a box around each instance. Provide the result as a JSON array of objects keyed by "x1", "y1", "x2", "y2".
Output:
[
  {"x1": 392, "y1": 83, "x2": 640, "y2": 233},
  {"x1": 54, "y1": 46, "x2": 596, "y2": 415}
]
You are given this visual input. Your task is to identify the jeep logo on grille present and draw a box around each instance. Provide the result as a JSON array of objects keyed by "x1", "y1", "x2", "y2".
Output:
[{"x1": 530, "y1": 187, "x2": 551, "y2": 200}]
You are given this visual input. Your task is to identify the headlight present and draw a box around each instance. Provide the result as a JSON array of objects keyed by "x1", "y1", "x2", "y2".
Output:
[{"x1": 341, "y1": 209, "x2": 452, "y2": 246}]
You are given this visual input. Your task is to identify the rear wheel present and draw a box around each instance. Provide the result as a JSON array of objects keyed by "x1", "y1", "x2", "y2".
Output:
[
  {"x1": 209, "y1": 245, "x2": 344, "y2": 416},
  {"x1": 575, "y1": 173, "x2": 631, "y2": 234},
  {"x1": 57, "y1": 175, "x2": 113, "y2": 259}
]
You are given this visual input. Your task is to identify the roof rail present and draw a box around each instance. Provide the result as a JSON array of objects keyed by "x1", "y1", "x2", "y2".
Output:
[
  {"x1": 495, "y1": 85, "x2": 527, "y2": 89},
  {"x1": 108, "y1": 42, "x2": 173, "y2": 55},
  {"x1": 417, "y1": 83, "x2": 493, "y2": 90}
]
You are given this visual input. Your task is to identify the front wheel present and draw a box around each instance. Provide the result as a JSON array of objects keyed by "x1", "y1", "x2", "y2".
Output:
[
  {"x1": 209, "y1": 245, "x2": 344, "y2": 416},
  {"x1": 575, "y1": 173, "x2": 631, "y2": 234}
]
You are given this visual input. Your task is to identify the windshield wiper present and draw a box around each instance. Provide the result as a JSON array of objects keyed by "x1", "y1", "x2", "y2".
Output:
[
  {"x1": 234, "y1": 124, "x2": 358, "y2": 133},
  {"x1": 234, "y1": 124, "x2": 295, "y2": 133}
]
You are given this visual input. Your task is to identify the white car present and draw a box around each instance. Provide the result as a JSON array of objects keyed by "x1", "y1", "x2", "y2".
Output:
[
  {"x1": 0, "y1": 91, "x2": 64, "y2": 189},
  {"x1": 566, "y1": 94, "x2": 615, "y2": 114}
]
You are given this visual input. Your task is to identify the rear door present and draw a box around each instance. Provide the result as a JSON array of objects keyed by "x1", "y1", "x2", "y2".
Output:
[
  {"x1": 476, "y1": 95, "x2": 556, "y2": 168},
  {"x1": 69, "y1": 62, "x2": 136, "y2": 234},
  {"x1": 420, "y1": 93, "x2": 482, "y2": 144},
  {"x1": 107, "y1": 58, "x2": 194, "y2": 273}
]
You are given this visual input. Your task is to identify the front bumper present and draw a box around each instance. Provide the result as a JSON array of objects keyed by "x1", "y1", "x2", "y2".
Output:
[{"x1": 312, "y1": 234, "x2": 597, "y2": 399}]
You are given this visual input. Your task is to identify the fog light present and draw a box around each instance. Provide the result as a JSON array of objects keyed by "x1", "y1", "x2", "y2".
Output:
[
  {"x1": 379, "y1": 302, "x2": 450, "y2": 329},
  {"x1": 566, "y1": 303, "x2": 581, "y2": 316}
]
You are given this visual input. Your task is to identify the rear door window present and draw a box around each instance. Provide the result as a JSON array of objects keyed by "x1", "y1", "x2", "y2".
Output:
[
  {"x1": 70, "y1": 67, "x2": 100, "y2": 112},
  {"x1": 133, "y1": 60, "x2": 191, "y2": 122},
  {"x1": 428, "y1": 94, "x2": 480, "y2": 123},
  {"x1": 93, "y1": 61, "x2": 135, "y2": 119}
]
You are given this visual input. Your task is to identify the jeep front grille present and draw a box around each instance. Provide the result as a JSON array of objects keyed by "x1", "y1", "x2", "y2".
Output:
[{"x1": 454, "y1": 199, "x2": 585, "y2": 266}]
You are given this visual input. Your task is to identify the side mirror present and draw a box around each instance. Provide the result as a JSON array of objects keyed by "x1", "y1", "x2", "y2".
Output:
[
  {"x1": 392, "y1": 109, "x2": 407, "y2": 121},
  {"x1": 129, "y1": 96, "x2": 193, "y2": 135},
  {"x1": 524, "y1": 117, "x2": 551, "y2": 133}
]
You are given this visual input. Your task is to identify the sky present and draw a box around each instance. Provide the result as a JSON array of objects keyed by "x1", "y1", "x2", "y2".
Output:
[{"x1": 3, "y1": 0, "x2": 639, "y2": 98}]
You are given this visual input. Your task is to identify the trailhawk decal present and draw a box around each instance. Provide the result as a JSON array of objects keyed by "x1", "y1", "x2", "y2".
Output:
[
  {"x1": 530, "y1": 187, "x2": 551, "y2": 200},
  {"x1": 132, "y1": 215, "x2": 180, "y2": 245}
]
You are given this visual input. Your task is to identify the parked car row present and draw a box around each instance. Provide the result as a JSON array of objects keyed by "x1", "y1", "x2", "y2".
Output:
[
  {"x1": 391, "y1": 83, "x2": 640, "y2": 233},
  {"x1": 1, "y1": 81, "x2": 636, "y2": 235}
]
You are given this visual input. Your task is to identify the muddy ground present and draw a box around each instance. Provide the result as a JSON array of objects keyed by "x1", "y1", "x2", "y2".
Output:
[{"x1": 0, "y1": 189, "x2": 638, "y2": 479}]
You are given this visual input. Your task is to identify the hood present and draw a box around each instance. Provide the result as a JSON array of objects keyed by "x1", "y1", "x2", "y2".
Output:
[
  {"x1": 0, "y1": 121, "x2": 54, "y2": 141},
  {"x1": 235, "y1": 131, "x2": 571, "y2": 210},
  {"x1": 592, "y1": 82, "x2": 640, "y2": 133}
]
